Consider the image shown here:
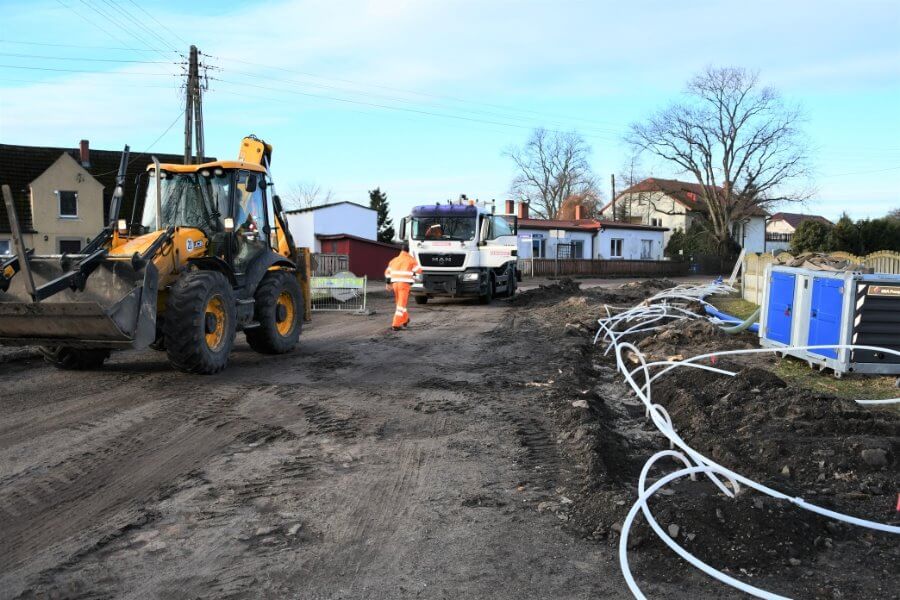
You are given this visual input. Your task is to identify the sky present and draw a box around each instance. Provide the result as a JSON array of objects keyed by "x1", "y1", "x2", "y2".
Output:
[{"x1": 1, "y1": 0, "x2": 898, "y2": 224}]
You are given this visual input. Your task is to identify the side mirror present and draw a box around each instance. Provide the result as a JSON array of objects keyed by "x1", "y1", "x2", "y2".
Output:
[
  {"x1": 245, "y1": 175, "x2": 258, "y2": 193},
  {"x1": 478, "y1": 215, "x2": 489, "y2": 245},
  {"x1": 399, "y1": 217, "x2": 407, "y2": 240}
]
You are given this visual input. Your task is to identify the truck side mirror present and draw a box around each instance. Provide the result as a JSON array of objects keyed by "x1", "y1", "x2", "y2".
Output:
[
  {"x1": 245, "y1": 175, "x2": 258, "y2": 193},
  {"x1": 478, "y1": 216, "x2": 490, "y2": 245},
  {"x1": 399, "y1": 217, "x2": 407, "y2": 239}
]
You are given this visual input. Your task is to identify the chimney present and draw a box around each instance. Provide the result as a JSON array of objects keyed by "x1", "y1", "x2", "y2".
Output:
[
  {"x1": 517, "y1": 201, "x2": 529, "y2": 219},
  {"x1": 574, "y1": 205, "x2": 584, "y2": 220},
  {"x1": 505, "y1": 199, "x2": 515, "y2": 214},
  {"x1": 79, "y1": 139, "x2": 90, "y2": 167}
]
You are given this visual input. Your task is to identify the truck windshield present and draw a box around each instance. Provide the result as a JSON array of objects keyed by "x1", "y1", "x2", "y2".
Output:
[
  {"x1": 411, "y1": 216, "x2": 476, "y2": 241},
  {"x1": 141, "y1": 170, "x2": 230, "y2": 234}
]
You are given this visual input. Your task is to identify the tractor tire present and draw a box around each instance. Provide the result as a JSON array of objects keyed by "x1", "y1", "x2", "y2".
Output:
[
  {"x1": 245, "y1": 271, "x2": 303, "y2": 354},
  {"x1": 414, "y1": 295, "x2": 428, "y2": 305},
  {"x1": 164, "y1": 270, "x2": 236, "y2": 374},
  {"x1": 40, "y1": 346, "x2": 110, "y2": 370}
]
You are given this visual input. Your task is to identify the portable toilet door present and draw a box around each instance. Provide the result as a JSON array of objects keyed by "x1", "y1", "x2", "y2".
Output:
[
  {"x1": 764, "y1": 270, "x2": 796, "y2": 345},
  {"x1": 807, "y1": 276, "x2": 846, "y2": 359}
]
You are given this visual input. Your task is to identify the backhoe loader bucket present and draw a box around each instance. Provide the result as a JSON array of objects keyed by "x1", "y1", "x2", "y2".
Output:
[{"x1": 0, "y1": 258, "x2": 158, "y2": 349}]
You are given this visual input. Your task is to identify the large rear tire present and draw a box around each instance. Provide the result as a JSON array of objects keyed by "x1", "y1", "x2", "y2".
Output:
[
  {"x1": 478, "y1": 276, "x2": 494, "y2": 305},
  {"x1": 164, "y1": 270, "x2": 236, "y2": 374},
  {"x1": 245, "y1": 271, "x2": 303, "y2": 354},
  {"x1": 40, "y1": 346, "x2": 110, "y2": 370}
]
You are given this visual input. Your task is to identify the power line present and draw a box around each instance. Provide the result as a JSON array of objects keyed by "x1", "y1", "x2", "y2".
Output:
[
  {"x1": 0, "y1": 76, "x2": 182, "y2": 89},
  {"x1": 209, "y1": 76, "x2": 622, "y2": 141},
  {"x1": 122, "y1": 0, "x2": 189, "y2": 46},
  {"x1": 90, "y1": 111, "x2": 185, "y2": 177},
  {"x1": 98, "y1": 0, "x2": 180, "y2": 53},
  {"x1": 209, "y1": 53, "x2": 629, "y2": 131},
  {"x1": 0, "y1": 52, "x2": 178, "y2": 65},
  {"x1": 0, "y1": 38, "x2": 177, "y2": 53},
  {"x1": 54, "y1": 0, "x2": 135, "y2": 49},
  {"x1": 821, "y1": 165, "x2": 900, "y2": 178},
  {"x1": 73, "y1": 0, "x2": 171, "y2": 60},
  {"x1": 0, "y1": 64, "x2": 178, "y2": 76}
]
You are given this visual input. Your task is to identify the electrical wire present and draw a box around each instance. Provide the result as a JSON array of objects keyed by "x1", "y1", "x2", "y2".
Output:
[{"x1": 0, "y1": 52, "x2": 179, "y2": 65}]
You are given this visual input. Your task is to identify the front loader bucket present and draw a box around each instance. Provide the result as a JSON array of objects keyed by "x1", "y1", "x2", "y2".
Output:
[{"x1": 0, "y1": 259, "x2": 158, "y2": 349}]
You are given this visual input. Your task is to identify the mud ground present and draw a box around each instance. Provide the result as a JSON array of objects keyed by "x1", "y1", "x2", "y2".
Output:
[
  {"x1": 0, "y1": 286, "x2": 709, "y2": 600},
  {"x1": 1, "y1": 280, "x2": 896, "y2": 599}
]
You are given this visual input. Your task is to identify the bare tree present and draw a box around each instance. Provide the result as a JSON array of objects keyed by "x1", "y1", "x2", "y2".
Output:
[
  {"x1": 504, "y1": 128, "x2": 601, "y2": 219},
  {"x1": 627, "y1": 66, "x2": 811, "y2": 251},
  {"x1": 281, "y1": 181, "x2": 335, "y2": 211},
  {"x1": 614, "y1": 155, "x2": 649, "y2": 222}
]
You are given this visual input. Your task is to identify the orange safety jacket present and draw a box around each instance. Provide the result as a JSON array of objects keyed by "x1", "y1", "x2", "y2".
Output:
[{"x1": 385, "y1": 251, "x2": 423, "y2": 284}]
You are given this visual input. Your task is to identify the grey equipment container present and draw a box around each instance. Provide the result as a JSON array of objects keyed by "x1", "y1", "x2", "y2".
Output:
[{"x1": 758, "y1": 264, "x2": 900, "y2": 377}]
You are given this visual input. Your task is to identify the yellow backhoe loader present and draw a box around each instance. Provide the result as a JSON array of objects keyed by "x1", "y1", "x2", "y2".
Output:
[{"x1": 0, "y1": 136, "x2": 309, "y2": 374}]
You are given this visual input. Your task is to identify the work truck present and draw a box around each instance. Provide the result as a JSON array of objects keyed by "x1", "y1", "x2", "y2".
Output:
[{"x1": 399, "y1": 198, "x2": 519, "y2": 304}]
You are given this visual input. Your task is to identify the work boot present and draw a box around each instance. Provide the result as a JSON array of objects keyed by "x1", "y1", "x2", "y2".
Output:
[{"x1": 392, "y1": 326, "x2": 401, "y2": 331}]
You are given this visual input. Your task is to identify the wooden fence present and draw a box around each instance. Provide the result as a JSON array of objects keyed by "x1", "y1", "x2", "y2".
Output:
[
  {"x1": 741, "y1": 250, "x2": 900, "y2": 304},
  {"x1": 520, "y1": 258, "x2": 688, "y2": 278},
  {"x1": 312, "y1": 253, "x2": 350, "y2": 276}
]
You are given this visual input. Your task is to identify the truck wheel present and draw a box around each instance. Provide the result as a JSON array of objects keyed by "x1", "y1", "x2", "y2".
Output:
[
  {"x1": 507, "y1": 266, "x2": 517, "y2": 297},
  {"x1": 414, "y1": 295, "x2": 428, "y2": 305},
  {"x1": 478, "y1": 276, "x2": 494, "y2": 305},
  {"x1": 40, "y1": 346, "x2": 110, "y2": 370},
  {"x1": 246, "y1": 271, "x2": 303, "y2": 354},
  {"x1": 164, "y1": 270, "x2": 236, "y2": 374}
]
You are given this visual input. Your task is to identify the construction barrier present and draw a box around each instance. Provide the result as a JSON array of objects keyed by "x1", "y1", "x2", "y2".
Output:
[
  {"x1": 310, "y1": 274, "x2": 367, "y2": 313},
  {"x1": 519, "y1": 258, "x2": 688, "y2": 278}
]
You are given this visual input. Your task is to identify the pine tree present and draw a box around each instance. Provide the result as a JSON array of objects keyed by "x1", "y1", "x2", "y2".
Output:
[{"x1": 369, "y1": 187, "x2": 395, "y2": 243}]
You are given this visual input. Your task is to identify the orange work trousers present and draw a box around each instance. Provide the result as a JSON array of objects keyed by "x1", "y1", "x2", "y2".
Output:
[{"x1": 392, "y1": 282, "x2": 411, "y2": 328}]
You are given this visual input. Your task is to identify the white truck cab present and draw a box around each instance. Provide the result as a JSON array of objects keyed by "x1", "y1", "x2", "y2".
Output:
[{"x1": 398, "y1": 199, "x2": 520, "y2": 304}]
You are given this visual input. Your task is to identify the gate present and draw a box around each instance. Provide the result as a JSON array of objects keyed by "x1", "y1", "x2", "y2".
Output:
[{"x1": 313, "y1": 253, "x2": 350, "y2": 276}]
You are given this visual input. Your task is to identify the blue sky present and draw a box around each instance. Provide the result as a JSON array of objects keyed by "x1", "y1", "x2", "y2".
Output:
[{"x1": 1, "y1": 0, "x2": 898, "y2": 223}]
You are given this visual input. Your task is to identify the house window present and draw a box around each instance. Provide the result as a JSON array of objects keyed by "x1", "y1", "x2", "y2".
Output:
[
  {"x1": 531, "y1": 238, "x2": 545, "y2": 258},
  {"x1": 58, "y1": 239, "x2": 82, "y2": 254},
  {"x1": 610, "y1": 238, "x2": 623, "y2": 258},
  {"x1": 57, "y1": 191, "x2": 78, "y2": 218},
  {"x1": 572, "y1": 240, "x2": 584, "y2": 259},
  {"x1": 641, "y1": 239, "x2": 653, "y2": 259},
  {"x1": 650, "y1": 217, "x2": 662, "y2": 227},
  {"x1": 0, "y1": 239, "x2": 10, "y2": 255}
]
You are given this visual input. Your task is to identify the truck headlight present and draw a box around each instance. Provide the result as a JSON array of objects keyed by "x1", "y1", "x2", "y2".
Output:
[{"x1": 462, "y1": 272, "x2": 479, "y2": 282}]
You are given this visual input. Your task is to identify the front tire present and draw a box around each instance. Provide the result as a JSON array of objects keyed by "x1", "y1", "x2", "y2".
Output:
[
  {"x1": 245, "y1": 271, "x2": 303, "y2": 354},
  {"x1": 414, "y1": 295, "x2": 428, "y2": 305},
  {"x1": 40, "y1": 346, "x2": 110, "y2": 370},
  {"x1": 478, "y1": 276, "x2": 494, "y2": 305},
  {"x1": 164, "y1": 270, "x2": 236, "y2": 374}
]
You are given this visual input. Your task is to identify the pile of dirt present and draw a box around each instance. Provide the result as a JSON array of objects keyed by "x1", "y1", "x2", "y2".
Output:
[
  {"x1": 506, "y1": 281, "x2": 900, "y2": 597},
  {"x1": 508, "y1": 277, "x2": 583, "y2": 306}
]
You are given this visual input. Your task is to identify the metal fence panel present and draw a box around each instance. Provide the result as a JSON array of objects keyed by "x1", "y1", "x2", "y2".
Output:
[
  {"x1": 522, "y1": 258, "x2": 688, "y2": 278},
  {"x1": 310, "y1": 275, "x2": 368, "y2": 312}
]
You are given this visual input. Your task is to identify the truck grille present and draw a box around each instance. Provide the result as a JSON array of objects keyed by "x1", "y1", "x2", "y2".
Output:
[{"x1": 419, "y1": 253, "x2": 465, "y2": 268}]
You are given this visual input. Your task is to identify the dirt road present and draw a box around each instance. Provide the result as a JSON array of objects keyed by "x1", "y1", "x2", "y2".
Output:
[{"x1": 1, "y1": 291, "x2": 648, "y2": 599}]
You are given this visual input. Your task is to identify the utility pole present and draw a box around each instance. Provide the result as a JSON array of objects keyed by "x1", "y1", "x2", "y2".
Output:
[
  {"x1": 183, "y1": 45, "x2": 205, "y2": 164},
  {"x1": 610, "y1": 173, "x2": 616, "y2": 222}
]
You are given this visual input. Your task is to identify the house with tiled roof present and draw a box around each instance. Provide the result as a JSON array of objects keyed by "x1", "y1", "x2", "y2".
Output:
[
  {"x1": 512, "y1": 201, "x2": 668, "y2": 260},
  {"x1": 0, "y1": 141, "x2": 196, "y2": 255},
  {"x1": 597, "y1": 177, "x2": 767, "y2": 253},
  {"x1": 765, "y1": 212, "x2": 833, "y2": 252}
]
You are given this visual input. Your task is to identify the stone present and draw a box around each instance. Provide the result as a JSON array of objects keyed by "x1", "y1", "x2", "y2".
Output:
[
  {"x1": 537, "y1": 501, "x2": 559, "y2": 513},
  {"x1": 571, "y1": 399, "x2": 589, "y2": 409},
  {"x1": 667, "y1": 524, "x2": 680, "y2": 538},
  {"x1": 860, "y1": 448, "x2": 888, "y2": 468},
  {"x1": 287, "y1": 523, "x2": 302, "y2": 536},
  {"x1": 254, "y1": 525, "x2": 278, "y2": 537},
  {"x1": 788, "y1": 558, "x2": 801, "y2": 567},
  {"x1": 780, "y1": 465, "x2": 791, "y2": 477}
]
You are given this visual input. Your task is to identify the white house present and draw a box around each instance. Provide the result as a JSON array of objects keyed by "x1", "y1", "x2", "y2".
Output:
[
  {"x1": 765, "y1": 212, "x2": 833, "y2": 253},
  {"x1": 284, "y1": 201, "x2": 377, "y2": 252},
  {"x1": 598, "y1": 178, "x2": 767, "y2": 253},
  {"x1": 516, "y1": 215, "x2": 667, "y2": 261}
]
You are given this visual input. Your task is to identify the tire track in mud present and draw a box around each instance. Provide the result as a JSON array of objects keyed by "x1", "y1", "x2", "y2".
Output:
[{"x1": 0, "y1": 384, "x2": 281, "y2": 593}]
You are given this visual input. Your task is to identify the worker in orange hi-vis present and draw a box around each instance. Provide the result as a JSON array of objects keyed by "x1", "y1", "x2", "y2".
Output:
[{"x1": 384, "y1": 242, "x2": 423, "y2": 331}]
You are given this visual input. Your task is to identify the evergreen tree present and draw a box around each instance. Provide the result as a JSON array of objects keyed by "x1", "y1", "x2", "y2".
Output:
[
  {"x1": 790, "y1": 220, "x2": 832, "y2": 253},
  {"x1": 827, "y1": 212, "x2": 860, "y2": 254},
  {"x1": 368, "y1": 187, "x2": 395, "y2": 243}
]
